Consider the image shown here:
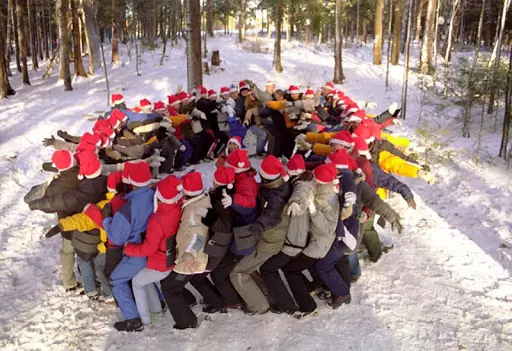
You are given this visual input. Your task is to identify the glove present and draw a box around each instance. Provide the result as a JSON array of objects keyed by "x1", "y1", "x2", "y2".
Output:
[
  {"x1": 295, "y1": 134, "x2": 307, "y2": 143},
  {"x1": 359, "y1": 211, "x2": 369, "y2": 223},
  {"x1": 267, "y1": 100, "x2": 289, "y2": 111},
  {"x1": 341, "y1": 232, "x2": 357, "y2": 251},
  {"x1": 421, "y1": 164, "x2": 430, "y2": 172},
  {"x1": 392, "y1": 118, "x2": 402, "y2": 126},
  {"x1": 296, "y1": 139, "x2": 312, "y2": 151},
  {"x1": 407, "y1": 198, "x2": 417, "y2": 209},
  {"x1": 42, "y1": 136, "x2": 56, "y2": 147},
  {"x1": 366, "y1": 101, "x2": 378, "y2": 109},
  {"x1": 418, "y1": 170, "x2": 436, "y2": 185},
  {"x1": 101, "y1": 203, "x2": 113, "y2": 218},
  {"x1": 293, "y1": 123, "x2": 308, "y2": 131},
  {"x1": 341, "y1": 205, "x2": 353, "y2": 220},
  {"x1": 391, "y1": 218, "x2": 403, "y2": 234},
  {"x1": 45, "y1": 224, "x2": 62, "y2": 239},
  {"x1": 242, "y1": 120, "x2": 250, "y2": 127},
  {"x1": 221, "y1": 189, "x2": 232, "y2": 209},
  {"x1": 287, "y1": 202, "x2": 303, "y2": 216},
  {"x1": 179, "y1": 144, "x2": 187, "y2": 152},
  {"x1": 308, "y1": 202, "x2": 316, "y2": 215}
]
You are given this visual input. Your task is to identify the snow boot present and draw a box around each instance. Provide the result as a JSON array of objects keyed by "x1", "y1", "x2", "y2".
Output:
[
  {"x1": 241, "y1": 304, "x2": 269, "y2": 315},
  {"x1": 202, "y1": 305, "x2": 227, "y2": 314},
  {"x1": 326, "y1": 295, "x2": 351, "y2": 310},
  {"x1": 65, "y1": 282, "x2": 84, "y2": 294},
  {"x1": 270, "y1": 304, "x2": 296, "y2": 315},
  {"x1": 173, "y1": 320, "x2": 198, "y2": 330},
  {"x1": 317, "y1": 289, "x2": 332, "y2": 301},
  {"x1": 114, "y1": 318, "x2": 144, "y2": 332},
  {"x1": 293, "y1": 309, "x2": 318, "y2": 320}
]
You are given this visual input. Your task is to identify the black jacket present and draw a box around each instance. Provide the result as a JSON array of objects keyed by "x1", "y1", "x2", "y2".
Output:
[
  {"x1": 196, "y1": 98, "x2": 219, "y2": 132},
  {"x1": 254, "y1": 177, "x2": 291, "y2": 232}
]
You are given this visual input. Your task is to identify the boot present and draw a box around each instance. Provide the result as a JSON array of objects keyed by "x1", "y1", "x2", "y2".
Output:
[
  {"x1": 173, "y1": 320, "x2": 198, "y2": 330},
  {"x1": 293, "y1": 309, "x2": 318, "y2": 320},
  {"x1": 114, "y1": 318, "x2": 144, "y2": 332},
  {"x1": 326, "y1": 295, "x2": 351, "y2": 310},
  {"x1": 269, "y1": 304, "x2": 296, "y2": 315},
  {"x1": 202, "y1": 304, "x2": 227, "y2": 314}
]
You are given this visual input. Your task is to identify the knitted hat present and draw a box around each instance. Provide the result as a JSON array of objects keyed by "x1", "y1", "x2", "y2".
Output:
[
  {"x1": 51, "y1": 150, "x2": 75, "y2": 172},
  {"x1": 140, "y1": 98, "x2": 152, "y2": 108},
  {"x1": 154, "y1": 101, "x2": 166, "y2": 111},
  {"x1": 154, "y1": 175, "x2": 183, "y2": 212},
  {"x1": 288, "y1": 85, "x2": 300, "y2": 94},
  {"x1": 225, "y1": 149, "x2": 251, "y2": 173},
  {"x1": 111, "y1": 94, "x2": 124, "y2": 106},
  {"x1": 352, "y1": 137, "x2": 371, "y2": 159},
  {"x1": 77, "y1": 151, "x2": 102, "y2": 180},
  {"x1": 314, "y1": 163, "x2": 339, "y2": 185},
  {"x1": 324, "y1": 82, "x2": 335, "y2": 91},
  {"x1": 286, "y1": 154, "x2": 306, "y2": 176},
  {"x1": 129, "y1": 162, "x2": 152, "y2": 187},
  {"x1": 348, "y1": 109, "x2": 366, "y2": 123},
  {"x1": 107, "y1": 171, "x2": 123, "y2": 193},
  {"x1": 259, "y1": 155, "x2": 289, "y2": 181},
  {"x1": 238, "y1": 81, "x2": 250, "y2": 92},
  {"x1": 303, "y1": 89, "x2": 314, "y2": 98},
  {"x1": 352, "y1": 124, "x2": 375, "y2": 144},
  {"x1": 229, "y1": 84, "x2": 238, "y2": 93},
  {"x1": 220, "y1": 87, "x2": 230, "y2": 96},
  {"x1": 214, "y1": 166, "x2": 235, "y2": 189},
  {"x1": 330, "y1": 130, "x2": 354, "y2": 148},
  {"x1": 168, "y1": 95, "x2": 180, "y2": 107},
  {"x1": 121, "y1": 162, "x2": 135, "y2": 184},
  {"x1": 182, "y1": 171, "x2": 204, "y2": 197}
]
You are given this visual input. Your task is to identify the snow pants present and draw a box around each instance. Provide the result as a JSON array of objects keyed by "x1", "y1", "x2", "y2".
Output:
[
  {"x1": 60, "y1": 237, "x2": 76, "y2": 289},
  {"x1": 132, "y1": 268, "x2": 170, "y2": 324},
  {"x1": 160, "y1": 272, "x2": 197, "y2": 329},
  {"x1": 111, "y1": 256, "x2": 147, "y2": 320},
  {"x1": 362, "y1": 213, "x2": 382, "y2": 262},
  {"x1": 173, "y1": 140, "x2": 192, "y2": 169},
  {"x1": 210, "y1": 251, "x2": 243, "y2": 306},
  {"x1": 282, "y1": 254, "x2": 318, "y2": 313},
  {"x1": 259, "y1": 252, "x2": 297, "y2": 311},
  {"x1": 230, "y1": 250, "x2": 273, "y2": 313},
  {"x1": 315, "y1": 245, "x2": 350, "y2": 298},
  {"x1": 248, "y1": 125, "x2": 268, "y2": 155},
  {"x1": 190, "y1": 273, "x2": 226, "y2": 309},
  {"x1": 77, "y1": 253, "x2": 111, "y2": 297}
]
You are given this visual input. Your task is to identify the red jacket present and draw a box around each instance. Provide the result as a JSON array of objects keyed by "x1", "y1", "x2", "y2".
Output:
[
  {"x1": 355, "y1": 155, "x2": 375, "y2": 190},
  {"x1": 234, "y1": 170, "x2": 258, "y2": 210},
  {"x1": 124, "y1": 201, "x2": 182, "y2": 272}
]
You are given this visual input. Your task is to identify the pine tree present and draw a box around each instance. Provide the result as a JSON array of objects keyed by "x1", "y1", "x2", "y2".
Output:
[
  {"x1": 57, "y1": 0, "x2": 72, "y2": 91},
  {"x1": 186, "y1": 0, "x2": 203, "y2": 91},
  {"x1": 333, "y1": 0, "x2": 345, "y2": 83},
  {"x1": 71, "y1": 0, "x2": 88, "y2": 77},
  {"x1": 373, "y1": 0, "x2": 384, "y2": 65}
]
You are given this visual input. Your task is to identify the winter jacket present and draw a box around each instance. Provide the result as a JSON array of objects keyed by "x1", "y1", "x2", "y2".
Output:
[
  {"x1": 377, "y1": 150, "x2": 420, "y2": 179},
  {"x1": 103, "y1": 187, "x2": 155, "y2": 246},
  {"x1": 254, "y1": 177, "x2": 292, "y2": 255},
  {"x1": 234, "y1": 96, "x2": 247, "y2": 120},
  {"x1": 370, "y1": 139, "x2": 415, "y2": 164},
  {"x1": 382, "y1": 133, "x2": 410, "y2": 151},
  {"x1": 202, "y1": 187, "x2": 236, "y2": 271},
  {"x1": 248, "y1": 83, "x2": 274, "y2": 104},
  {"x1": 282, "y1": 175, "x2": 315, "y2": 257},
  {"x1": 338, "y1": 169, "x2": 357, "y2": 208},
  {"x1": 196, "y1": 98, "x2": 220, "y2": 132},
  {"x1": 371, "y1": 163, "x2": 414, "y2": 201},
  {"x1": 355, "y1": 155, "x2": 375, "y2": 189},
  {"x1": 124, "y1": 200, "x2": 182, "y2": 272},
  {"x1": 303, "y1": 183, "x2": 339, "y2": 259},
  {"x1": 173, "y1": 193, "x2": 212, "y2": 275},
  {"x1": 356, "y1": 181, "x2": 400, "y2": 223}
]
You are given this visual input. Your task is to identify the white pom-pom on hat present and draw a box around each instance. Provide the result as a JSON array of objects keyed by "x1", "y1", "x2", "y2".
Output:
[{"x1": 227, "y1": 184, "x2": 233, "y2": 189}]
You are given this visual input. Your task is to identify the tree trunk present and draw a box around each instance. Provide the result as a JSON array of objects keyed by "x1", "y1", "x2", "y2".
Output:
[
  {"x1": 100, "y1": 41, "x2": 110, "y2": 106},
  {"x1": 443, "y1": 0, "x2": 460, "y2": 62},
  {"x1": 185, "y1": 0, "x2": 202, "y2": 91},
  {"x1": 373, "y1": 0, "x2": 384, "y2": 64},
  {"x1": 206, "y1": 0, "x2": 214, "y2": 37},
  {"x1": 10, "y1": 0, "x2": 22, "y2": 73},
  {"x1": 487, "y1": 0, "x2": 511, "y2": 114},
  {"x1": 4, "y1": 0, "x2": 13, "y2": 77},
  {"x1": 27, "y1": 0, "x2": 38, "y2": 70},
  {"x1": 111, "y1": 0, "x2": 120, "y2": 64},
  {"x1": 273, "y1": 0, "x2": 283, "y2": 73},
  {"x1": 36, "y1": 2, "x2": 43, "y2": 61},
  {"x1": 71, "y1": 0, "x2": 87, "y2": 77},
  {"x1": 415, "y1": 0, "x2": 427, "y2": 41},
  {"x1": 83, "y1": 0, "x2": 101, "y2": 75},
  {"x1": 333, "y1": 0, "x2": 345, "y2": 83},
  {"x1": 386, "y1": 0, "x2": 394, "y2": 87},
  {"x1": 420, "y1": 0, "x2": 437, "y2": 74},
  {"x1": 0, "y1": 1, "x2": 16, "y2": 97},
  {"x1": 16, "y1": 0, "x2": 30, "y2": 84},
  {"x1": 211, "y1": 50, "x2": 220, "y2": 66},
  {"x1": 499, "y1": 44, "x2": 512, "y2": 157},
  {"x1": 57, "y1": 0, "x2": 72, "y2": 90},
  {"x1": 432, "y1": 0, "x2": 441, "y2": 76},
  {"x1": 401, "y1": 0, "x2": 414, "y2": 119},
  {"x1": 238, "y1": 0, "x2": 245, "y2": 43},
  {"x1": 391, "y1": 0, "x2": 402, "y2": 65},
  {"x1": 43, "y1": 0, "x2": 50, "y2": 59}
]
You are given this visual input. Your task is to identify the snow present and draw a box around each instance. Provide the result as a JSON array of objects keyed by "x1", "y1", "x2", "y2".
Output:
[{"x1": 1, "y1": 35, "x2": 511, "y2": 351}]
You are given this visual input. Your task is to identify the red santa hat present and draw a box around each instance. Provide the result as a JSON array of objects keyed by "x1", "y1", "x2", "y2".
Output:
[
  {"x1": 51, "y1": 150, "x2": 75, "y2": 172},
  {"x1": 314, "y1": 163, "x2": 339, "y2": 185},
  {"x1": 329, "y1": 130, "x2": 354, "y2": 148},
  {"x1": 177, "y1": 91, "x2": 188, "y2": 102},
  {"x1": 238, "y1": 81, "x2": 250, "y2": 92},
  {"x1": 128, "y1": 162, "x2": 152, "y2": 187},
  {"x1": 220, "y1": 87, "x2": 230, "y2": 96},
  {"x1": 208, "y1": 89, "x2": 218, "y2": 99},
  {"x1": 132, "y1": 107, "x2": 142, "y2": 113},
  {"x1": 76, "y1": 133, "x2": 101, "y2": 153},
  {"x1": 326, "y1": 148, "x2": 352, "y2": 170},
  {"x1": 288, "y1": 85, "x2": 300, "y2": 94},
  {"x1": 182, "y1": 171, "x2": 204, "y2": 197},
  {"x1": 154, "y1": 175, "x2": 183, "y2": 212},
  {"x1": 352, "y1": 124, "x2": 375, "y2": 144},
  {"x1": 227, "y1": 136, "x2": 242, "y2": 150},
  {"x1": 286, "y1": 154, "x2": 306, "y2": 176},
  {"x1": 324, "y1": 82, "x2": 335, "y2": 91},
  {"x1": 77, "y1": 151, "x2": 102, "y2": 180},
  {"x1": 107, "y1": 171, "x2": 123, "y2": 193},
  {"x1": 259, "y1": 155, "x2": 289, "y2": 181},
  {"x1": 352, "y1": 137, "x2": 371, "y2": 159},
  {"x1": 348, "y1": 109, "x2": 367, "y2": 123},
  {"x1": 345, "y1": 103, "x2": 360, "y2": 117},
  {"x1": 225, "y1": 149, "x2": 251, "y2": 173},
  {"x1": 168, "y1": 95, "x2": 180, "y2": 107},
  {"x1": 327, "y1": 90, "x2": 337, "y2": 98},
  {"x1": 303, "y1": 89, "x2": 315, "y2": 98},
  {"x1": 111, "y1": 93, "x2": 124, "y2": 106},
  {"x1": 121, "y1": 162, "x2": 135, "y2": 184},
  {"x1": 198, "y1": 85, "x2": 208, "y2": 97},
  {"x1": 140, "y1": 98, "x2": 152, "y2": 108},
  {"x1": 93, "y1": 119, "x2": 109, "y2": 134},
  {"x1": 112, "y1": 109, "x2": 128, "y2": 122},
  {"x1": 154, "y1": 101, "x2": 166, "y2": 111},
  {"x1": 214, "y1": 166, "x2": 235, "y2": 189},
  {"x1": 98, "y1": 123, "x2": 116, "y2": 140}
]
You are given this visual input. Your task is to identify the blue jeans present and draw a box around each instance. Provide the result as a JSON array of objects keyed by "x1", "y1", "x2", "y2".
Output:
[
  {"x1": 315, "y1": 245, "x2": 350, "y2": 297},
  {"x1": 249, "y1": 125, "x2": 267, "y2": 155},
  {"x1": 77, "y1": 254, "x2": 111, "y2": 297},
  {"x1": 348, "y1": 252, "x2": 361, "y2": 279},
  {"x1": 111, "y1": 256, "x2": 147, "y2": 320}
]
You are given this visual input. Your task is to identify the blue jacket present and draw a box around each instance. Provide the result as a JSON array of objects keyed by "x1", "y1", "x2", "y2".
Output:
[
  {"x1": 371, "y1": 163, "x2": 414, "y2": 201},
  {"x1": 227, "y1": 116, "x2": 248, "y2": 141},
  {"x1": 103, "y1": 187, "x2": 155, "y2": 246}
]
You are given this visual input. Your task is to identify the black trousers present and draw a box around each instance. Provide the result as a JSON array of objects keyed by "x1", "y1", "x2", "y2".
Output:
[
  {"x1": 334, "y1": 255, "x2": 351, "y2": 289},
  {"x1": 259, "y1": 252, "x2": 296, "y2": 311},
  {"x1": 160, "y1": 272, "x2": 196, "y2": 328},
  {"x1": 210, "y1": 251, "x2": 243, "y2": 305},
  {"x1": 190, "y1": 273, "x2": 225, "y2": 309},
  {"x1": 282, "y1": 254, "x2": 318, "y2": 313}
]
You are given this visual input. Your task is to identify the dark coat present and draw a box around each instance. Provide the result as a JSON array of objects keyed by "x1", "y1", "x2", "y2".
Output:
[
  {"x1": 196, "y1": 98, "x2": 220, "y2": 132},
  {"x1": 370, "y1": 139, "x2": 414, "y2": 164},
  {"x1": 356, "y1": 181, "x2": 400, "y2": 224},
  {"x1": 371, "y1": 163, "x2": 414, "y2": 201},
  {"x1": 234, "y1": 96, "x2": 247, "y2": 120}
]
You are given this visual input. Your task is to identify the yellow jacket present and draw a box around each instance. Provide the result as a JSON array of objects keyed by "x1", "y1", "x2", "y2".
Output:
[
  {"x1": 168, "y1": 114, "x2": 188, "y2": 128},
  {"x1": 58, "y1": 194, "x2": 115, "y2": 254},
  {"x1": 382, "y1": 133, "x2": 410, "y2": 151},
  {"x1": 378, "y1": 150, "x2": 420, "y2": 178},
  {"x1": 306, "y1": 132, "x2": 337, "y2": 144}
]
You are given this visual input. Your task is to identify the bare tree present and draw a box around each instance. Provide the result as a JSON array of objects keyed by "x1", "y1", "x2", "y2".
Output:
[
  {"x1": 16, "y1": 0, "x2": 30, "y2": 84},
  {"x1": 420, "y1": 0, "x2": 437, "y2": 74},
  {"x1": 391, "y1": 0, "x2": 402, "y2": 65},
  {"x1": 57, "y1": 0, "x2": 72, "y2": 91},
  {"x1": 385, "y1": 0, "x2": 393, "y2": 88},
  {"x1": 27, "y1": 0, "x2": 38, "y2": 70},
  {"x1": 373, "y1": 0, "x2": 384, "y2": 65},
  {"x1": 206, "y1": 0, "x2": 214, "y2": 37},
  {"x1": 499, "y1": 45, "x2": 512, "y2": 157},
  {"x1": 415, "y1": 0, "x2": 427, "y2": 41},
  {"x1": 185, "y1": 0, "x2": 203, "y2": 91},
  {"x1": 333, "y1": 0, "x2": 345, "y2": 83},
  {"x1": 273, "y1": 0, "x2": 283, "y2": 73},
  {"x1": 83, "y1": 0, "x2": 101, "y2": 75},
  {"x1": 401, "y1": 0, "x2": 415, "y2": 119},
  {"x1": 71, "y1": 0, "x2": 87, "y2": 77},
  {"x1": 0, "y1": 1, "x2": 16, "y2": 97},
  {"x1": 112, "y1": 0, "x2": 120, "y2": 64},
  {"x1": 238, "y1": 0, "x2": 245, "y2": 43},
  {"x1": 443, "y1": 0, "x2": 460, "y2": 63}
]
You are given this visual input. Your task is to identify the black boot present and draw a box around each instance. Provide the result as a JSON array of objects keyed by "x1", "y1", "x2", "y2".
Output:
[
  {"x1": 173, "y1": 320, "x2": 198, "y2": 330},
  {"x1": 269, "y1": 304, "x2": 296, "y2": 315},
  {"x1": 202, "y1": 304, "x2": 227, "y2": 314},
  {"x1": 326, "y1": 295, "x2": 351, "y2": 310},
  {"x1": 114, "y1": 318, "x2": 144, "y2": 332}
]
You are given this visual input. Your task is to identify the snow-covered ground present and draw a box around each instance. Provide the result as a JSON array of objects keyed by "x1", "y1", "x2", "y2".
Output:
[{"x1": 0, "y1": 36, "x2": 511, "y2": 351}]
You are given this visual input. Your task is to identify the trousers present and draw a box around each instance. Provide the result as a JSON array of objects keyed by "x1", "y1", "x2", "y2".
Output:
[
  {"x1": 111, "y1": 256, "x2": 147, "y2": 320},
  {"x1": 132, "y1": 268, "x2": 171, "y2": 324}
]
